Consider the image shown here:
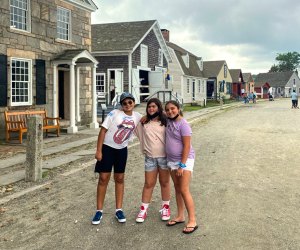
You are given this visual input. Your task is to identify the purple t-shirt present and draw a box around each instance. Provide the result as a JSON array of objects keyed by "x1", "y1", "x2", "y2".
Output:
[{"x1": 165, "y1": 118, "x2": 195, "y2": 162}]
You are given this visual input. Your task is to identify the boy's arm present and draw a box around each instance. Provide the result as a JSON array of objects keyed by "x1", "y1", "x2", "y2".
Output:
[{"x1": 95, "y1": 127, "x2": 108, "y2": 161}]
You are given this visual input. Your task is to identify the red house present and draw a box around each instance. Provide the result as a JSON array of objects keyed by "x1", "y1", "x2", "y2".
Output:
[
  {"x1": 229, "y1": 69, "x2": 244, "y2": 97},
  {"x1": 254, "y1": 82, "x2": 270, "y2": 99}
]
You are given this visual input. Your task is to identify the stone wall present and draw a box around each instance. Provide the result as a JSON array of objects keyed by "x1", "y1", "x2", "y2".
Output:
[{"x1": 0, "y1": 0, "x2": 94, "y2": 132}]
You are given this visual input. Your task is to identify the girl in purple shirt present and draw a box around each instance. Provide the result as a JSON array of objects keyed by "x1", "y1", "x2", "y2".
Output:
[{"x1": 165, "y1": 100, "x2": 198, "y2": 234}]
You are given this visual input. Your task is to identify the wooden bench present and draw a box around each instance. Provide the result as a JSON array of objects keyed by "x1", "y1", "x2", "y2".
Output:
[{"x1": 4, "y1": 110, "x2": 60, "y2": 144}]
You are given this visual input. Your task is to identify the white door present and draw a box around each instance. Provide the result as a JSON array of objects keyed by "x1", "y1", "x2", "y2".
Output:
[
  {"x1": 115, "y1": 70, "x2": 123, "y2": 95},
  {"x1": 132, "y1": 69, "x2": 140, "y2": 104},
  {"x1": 149, "y1": 71, "x2": 164, "y2": 95}
]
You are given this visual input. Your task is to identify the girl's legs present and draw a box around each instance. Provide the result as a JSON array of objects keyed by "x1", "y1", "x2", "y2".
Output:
[
  {"x1": 136, "y1": 169, "x2": 158, "y2": 222},
  {"x1": 178, "y1": 171, "x2": 197, "y2": 232},
  {"x1": 158, "y1": 168, "x2": 171, "y2": 202},
  {"x1": 168, "y1": 170, "x2": 185, "y2": 223},
  {"x1": 142, "y1": 169, "x2": 158, "y2": 203},
  {"x1": 96, "y1": 172, "x2": 111, "y2": 210}
]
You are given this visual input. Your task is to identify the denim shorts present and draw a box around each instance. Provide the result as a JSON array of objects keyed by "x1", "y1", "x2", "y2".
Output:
[{"x1": 144, "y1": 155, "x2": 168, "y2": 172}]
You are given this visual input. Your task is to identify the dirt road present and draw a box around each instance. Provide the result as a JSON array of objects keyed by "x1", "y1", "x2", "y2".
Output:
[{"x1": 0, "y1": 99, "x2": 299, "y2": 250}]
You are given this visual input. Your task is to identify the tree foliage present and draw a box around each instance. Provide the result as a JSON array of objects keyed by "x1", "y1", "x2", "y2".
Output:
[{"x1": 269, "y1": 52, "x2": 300, "y2": 72}]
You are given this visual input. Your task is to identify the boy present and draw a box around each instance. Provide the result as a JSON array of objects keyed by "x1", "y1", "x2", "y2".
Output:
[{"x1": 92, "y1": 92, "x2": 142, "y2": 224}]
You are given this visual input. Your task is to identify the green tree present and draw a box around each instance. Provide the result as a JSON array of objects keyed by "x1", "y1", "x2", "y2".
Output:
[{"x1": 269, "y1": 52, "x2": 300, "y2": 72}]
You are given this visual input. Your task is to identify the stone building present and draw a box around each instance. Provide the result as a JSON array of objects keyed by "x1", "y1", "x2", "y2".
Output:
[{"x1": 0, "y1": 0, "x2": 98, "y2": 136}]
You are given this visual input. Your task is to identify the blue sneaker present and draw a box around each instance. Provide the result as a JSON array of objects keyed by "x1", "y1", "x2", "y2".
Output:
[
  {"x1": 115, "y1": 210, "x2": 126, "y2": 223},
  {"x1": 92, "y1": 211, "x2": 103, "y2": 225}
]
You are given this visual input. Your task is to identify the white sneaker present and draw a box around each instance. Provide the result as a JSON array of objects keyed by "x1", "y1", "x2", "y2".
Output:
[{"x1": 136, "y1": 206, "x2": 147, "y2": 223}]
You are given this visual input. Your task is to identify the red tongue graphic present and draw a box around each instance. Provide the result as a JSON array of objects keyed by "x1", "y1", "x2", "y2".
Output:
[{"x1": 113, "y1": 119, "x2": 135, "y2": 144}]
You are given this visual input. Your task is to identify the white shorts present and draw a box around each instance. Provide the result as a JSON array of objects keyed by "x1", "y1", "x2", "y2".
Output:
[{"x1": 167, "y1": 158, "x2": 194, "y2": 172}]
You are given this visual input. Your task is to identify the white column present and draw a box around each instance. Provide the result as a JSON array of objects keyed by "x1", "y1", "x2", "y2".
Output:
[
  {"x1": 90, "y1": 64, "x2": 99, "y2": 129},
  {"x1": 67, "y1": 62, "x2": 78, "y2": 133},
  {"x1": 52, "y1": 64, "x2": 58, "y2": 123},
  {"x1": 76, "y1": 66, "x2": 81, "y2": 122}
]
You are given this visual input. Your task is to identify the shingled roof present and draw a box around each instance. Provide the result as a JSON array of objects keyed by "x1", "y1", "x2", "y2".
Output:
[
  {"x1": 255, "y1": 71, "x2": 295, "y2": 88},
  {"x1": 91, "y1": 20, "x2": 157, "y2": 52},
  {"x1": 229, "y1": 69, "x2": 243, "y2": 82},
  {"x1": 167, "y1": 42, "x2": 204, "y2": 78},
  {"x1": 203, "y1": 61, "x2": 225, "y2": 78},
  {"x1": 242, "y1": 73, "x2": 254, "y2": 82}
]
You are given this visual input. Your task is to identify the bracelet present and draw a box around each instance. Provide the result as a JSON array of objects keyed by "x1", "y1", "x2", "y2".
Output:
[{"x1": 178, "y1": 162, "x2": 186, "y2": 169}]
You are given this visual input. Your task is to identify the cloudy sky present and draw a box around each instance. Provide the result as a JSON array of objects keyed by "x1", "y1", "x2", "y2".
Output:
[{"x1": 91, "y1": 0, "x2": 300, "y2": 74}]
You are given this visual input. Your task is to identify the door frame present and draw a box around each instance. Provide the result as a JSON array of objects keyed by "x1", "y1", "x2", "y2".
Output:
[{"x1": 107, "y1": 68, "x2": 123, "y2": 104}]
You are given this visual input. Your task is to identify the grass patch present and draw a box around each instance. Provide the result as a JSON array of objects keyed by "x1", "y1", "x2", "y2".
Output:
[
  {"x1": 42, "y1": 171, "x2": 49, "y2": 178},
  {"x1": 183, "y1": 99, "x2": 239, "y2": 111}
]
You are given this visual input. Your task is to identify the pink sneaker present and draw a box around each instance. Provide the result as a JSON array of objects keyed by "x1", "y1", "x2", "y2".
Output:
[
  {"x1": 160, "y1": 204, "x2": 171, "y2": 221},
  {"x1": 136, "y1": 206, "x2": 147, "y2": 223}
]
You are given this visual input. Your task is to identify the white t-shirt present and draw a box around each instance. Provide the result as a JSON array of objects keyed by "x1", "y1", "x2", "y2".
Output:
[{"x1": 102, "y1": 109, "x2": 142, "y2": 149}]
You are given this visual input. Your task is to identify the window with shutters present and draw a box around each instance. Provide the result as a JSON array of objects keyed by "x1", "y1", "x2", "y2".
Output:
[
  {"x1": 11, "y1": 58, "x2": 32, "y2": 106},
  {"x1": 57, "y1": 7, "x2": 71, "y2": 41},
  {"x1": 140, "y1": 44, "x2": 148, "y2": 68},
  {"x1": 10, "y1": 0, "x2": 31, "y2": 32}
]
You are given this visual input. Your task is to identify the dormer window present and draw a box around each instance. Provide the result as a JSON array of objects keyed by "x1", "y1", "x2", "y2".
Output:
[
  {"x1": 224, "y1": 64, "x2": 227, "y2": 78},
  {"x1": 182, "y1": 54, "x2": 189, "y2": 68},
  {"x1": 196, "y1": 57, "x2": 203, "y2": 71},
  {"x1": 10, "y1": 0, "x2": 31, "y2": 32},
  {"x1": 57, "y1": 7, "x2": 71, "y2": 41},
  {"x1": 141, "y1": 44, "x2": 148, "y2": 68}
]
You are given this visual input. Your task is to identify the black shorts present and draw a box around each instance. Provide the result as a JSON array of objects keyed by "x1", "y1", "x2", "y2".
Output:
[{"x1": 95, "y1": 144, "x2": 128, "y2": 173}]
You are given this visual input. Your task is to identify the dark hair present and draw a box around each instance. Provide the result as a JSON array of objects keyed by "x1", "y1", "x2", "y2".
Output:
[
  {"x1": 165, "y1": 100, "x2": 183, "y2": 116},
  {"x1": 145, "y1": 98, "x2": 167, "y2": 126}
]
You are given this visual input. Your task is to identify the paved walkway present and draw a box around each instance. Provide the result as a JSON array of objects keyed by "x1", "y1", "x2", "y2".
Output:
[{"x1": 0, "y1": 102, "x2": 241, "y2": 186}]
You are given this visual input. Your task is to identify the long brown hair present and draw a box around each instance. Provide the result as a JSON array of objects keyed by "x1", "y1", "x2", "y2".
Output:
[{"x1": 145, "y1": 98, "x2": 167, "y2": 126}]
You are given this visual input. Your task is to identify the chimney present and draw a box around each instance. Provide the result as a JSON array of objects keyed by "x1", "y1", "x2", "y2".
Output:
[{"x1": 161, "y1": 29, "x2": 170, "y2": 42}]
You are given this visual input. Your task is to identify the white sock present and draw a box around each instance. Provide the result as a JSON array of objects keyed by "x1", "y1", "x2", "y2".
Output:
[
  {"x1": 96, "y1": 209, "x2": 103, "y2": 212},
  {"x1": 162, "y1": 200, "x2": 170, "y2": 207},
  {"x1": 116, "y1": 208, "x2": 122, "y2": 212},
  {"x1": 141, "y1": 203, "x2": 149, "y2": 209}
]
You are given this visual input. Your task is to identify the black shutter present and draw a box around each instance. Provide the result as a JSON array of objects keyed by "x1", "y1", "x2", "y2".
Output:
[
  {"x1": 35, "y1": 59, "x2": 46, "y2": 105},
  {"x1": 0, "y1": 54, "x2": 8, "y2": 107}
]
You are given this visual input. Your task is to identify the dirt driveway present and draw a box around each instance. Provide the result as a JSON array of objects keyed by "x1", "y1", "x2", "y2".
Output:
[{"x1": 0, "y1": 99, "x2": 299, "y2": 250}]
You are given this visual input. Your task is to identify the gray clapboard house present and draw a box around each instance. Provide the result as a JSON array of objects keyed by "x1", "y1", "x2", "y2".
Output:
[
  {"x1": 255, "y1": 71, "x2": 300, "y2": 98},
  {"x1": 165, "y1": 41, "x2": 207, "y2": 105},
  {"x1": 91, "y1": 20, "x2": 172, "y2": 105}
]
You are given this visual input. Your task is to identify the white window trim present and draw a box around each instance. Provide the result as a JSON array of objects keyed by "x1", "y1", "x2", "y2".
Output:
[
  {"x1": 10, "y1": 57, "x2": 32, "y2": 106},
  {"x1": 96, "y1": 73, "x2": 106, "y2": 94},
  {"x1": 10, "y1": 0, "x2": 31, "y2": 32},
  {"x1": 140, "y1": 44, "x2": 148, "y2": 68},
  {"x1": 57, "y1": 6, "x2": 72, "y2": 41},
  {"x1": 158, "y1": 48, "x2": 163, "y2": 66},
  {"x1": 187, "y1": 78, "x2": 190, "y2": 94}
]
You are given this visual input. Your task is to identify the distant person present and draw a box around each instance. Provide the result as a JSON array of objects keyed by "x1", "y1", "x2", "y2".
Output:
[
  {"x1": 92, "y1": 92, "x2": 142, "y2": 225},
  {"x1": 253, "y1": 91, "x2": 257, "y2": 103},
  {"x1": 291, "y1": 90, "x2": 299, "y2": 109},
  {"x1": 134, "y1": 98, "x2": 171, "y2": 223}
]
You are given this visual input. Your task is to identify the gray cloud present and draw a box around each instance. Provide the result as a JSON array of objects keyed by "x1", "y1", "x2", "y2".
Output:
[{"x1": 92, "y1": 0, "x2": 300, "y2": 73}]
